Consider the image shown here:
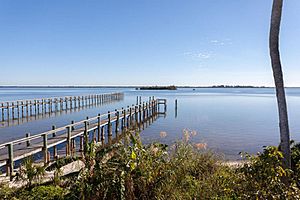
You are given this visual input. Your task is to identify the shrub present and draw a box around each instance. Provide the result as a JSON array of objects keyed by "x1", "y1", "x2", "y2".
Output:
[
  {"x1": 3, "y1": 132, "x2": 300, "y2": 199},
  {"x1": 68, "y1": 132, "x2": 238, "y2": 199},
  {"x1": 237, "y1": 146, "x2": 300, "y2": 199},
  {"x1": 0, "y1": 185, "x2": 67, "y2": 200},
  {"x1": 16, "y1": 157, "x2": 46, "y2": 188}
]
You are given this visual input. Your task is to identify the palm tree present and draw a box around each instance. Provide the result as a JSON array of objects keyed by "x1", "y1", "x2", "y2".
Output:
[{"x1": 269, "y1": 0, "x2": 291, "y2": 168}]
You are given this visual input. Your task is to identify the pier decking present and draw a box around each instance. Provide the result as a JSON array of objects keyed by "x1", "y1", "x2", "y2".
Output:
[{"x1": 0, "y1": 97, "x2": 167, "y2": 179}]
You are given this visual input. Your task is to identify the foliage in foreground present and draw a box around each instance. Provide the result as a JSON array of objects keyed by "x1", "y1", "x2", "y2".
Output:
[{"x1": 2, "y1": 132, "x2": 300, "y2": 199}]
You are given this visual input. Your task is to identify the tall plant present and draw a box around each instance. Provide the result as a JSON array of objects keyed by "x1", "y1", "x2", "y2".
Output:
[{"x1": 269, "y1": 0, "x2": 291, "y2": 168}]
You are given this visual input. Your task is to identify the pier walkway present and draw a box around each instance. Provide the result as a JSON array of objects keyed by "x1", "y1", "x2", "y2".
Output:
[{"x1": 0, "y1": 97, "x2": 167, "y2": 179}]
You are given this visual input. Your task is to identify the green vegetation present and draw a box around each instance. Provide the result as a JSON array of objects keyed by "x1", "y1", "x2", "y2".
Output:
[
  {"x1": 136, "y1": 85, "x2": 177, "y2": 90},
  {"x1": 2, "y1": 131, "x2": 300, "y2": 199}
]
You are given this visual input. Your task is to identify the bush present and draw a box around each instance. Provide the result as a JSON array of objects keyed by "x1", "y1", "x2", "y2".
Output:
[
  {"x1": 3, "y1": 132, "x2": 300, "y2": 199},
  {"x1": 16, "y1": 157, "x2": 46, "y2": 188},
  {"x1": 236, "y1": 146, "x2": 300, "y2": 199},
  {"x1": 68, "y1": 132, "x2": 238, "y2": 199},
  {"x1": 0, "y1": 185, "x2": 67, "y2": 200}
]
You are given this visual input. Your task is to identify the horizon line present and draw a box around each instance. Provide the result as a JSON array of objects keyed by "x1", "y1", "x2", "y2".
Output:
[{"x1": 0, "y1": 85, "x2": 295, "y2": 88}]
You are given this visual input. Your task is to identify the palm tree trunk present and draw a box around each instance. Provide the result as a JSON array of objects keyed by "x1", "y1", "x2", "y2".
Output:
[{"x1": 269, "y1": 0, "x2": 291, "y2": 169}]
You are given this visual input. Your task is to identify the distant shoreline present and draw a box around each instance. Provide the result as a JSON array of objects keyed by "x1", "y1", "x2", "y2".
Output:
[{"x1": 0, "y1": 85, "x2": 295, "y2": 89}]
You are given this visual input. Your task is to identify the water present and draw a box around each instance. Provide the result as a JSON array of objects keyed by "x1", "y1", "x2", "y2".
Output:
[{"x1": 1, "y1": 87, "x2": 300, "y2": 160}]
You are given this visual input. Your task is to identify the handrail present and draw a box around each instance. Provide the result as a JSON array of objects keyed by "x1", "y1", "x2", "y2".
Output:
[
  {"x1": 0, "y1": 92, "x2": 122, "y2": 105},
  {"x1": 0, "y1": 99, "x2": 157, "y2": 149}
]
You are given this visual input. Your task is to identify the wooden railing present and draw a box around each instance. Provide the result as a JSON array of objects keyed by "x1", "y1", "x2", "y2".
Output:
[
  {"x1": 0, "y1": 97, "x2": 167, "y2": 179},
  {"x1": 0, "y1": 92, "x2": 124, "y2": 121}
]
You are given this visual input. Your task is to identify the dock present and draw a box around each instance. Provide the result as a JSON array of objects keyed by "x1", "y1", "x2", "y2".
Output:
[
  {"x1": 0, "y1": 97, "x2": 167, "y2": 179},
  {"x1": 0, "y1": 92, "x2": 124, "y2": 121}
]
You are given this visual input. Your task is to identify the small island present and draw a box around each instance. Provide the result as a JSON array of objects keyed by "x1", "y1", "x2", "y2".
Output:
[{"x1": 136, "y1": 85, "x2": 177, "y2": 90}]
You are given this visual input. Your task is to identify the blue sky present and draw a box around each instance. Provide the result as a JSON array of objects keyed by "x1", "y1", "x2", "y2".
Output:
[{"x1": 0, "y1": 0, "x2": 299, "y2": 86}]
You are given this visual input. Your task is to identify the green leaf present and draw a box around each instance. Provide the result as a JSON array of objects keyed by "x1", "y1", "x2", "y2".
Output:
[{"x1": 131, "y1": 151, "x2": 137, "y2": 160}]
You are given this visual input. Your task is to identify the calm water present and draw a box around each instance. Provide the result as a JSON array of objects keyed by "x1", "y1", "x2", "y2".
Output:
[{"x1": 1, "y1": 87, "x2": 300, "y2": 160}]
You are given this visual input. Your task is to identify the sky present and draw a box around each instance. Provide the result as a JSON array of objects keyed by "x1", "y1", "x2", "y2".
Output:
[{"x1": 0, "y1": 0, "x2": 299, "y2": 86}]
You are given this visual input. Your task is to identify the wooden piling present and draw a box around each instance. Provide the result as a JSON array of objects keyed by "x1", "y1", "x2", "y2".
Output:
[
  {"x1": 52, "y1": 125, "x2": 57, "y2": 159},
  {"x1": 12, "y1": 102, "x2": 15, "y2": 119},
  {"x1": 26, "y1": 133, "x2": 31, "y2": 147},
  {"x1": 123, "y1": 108, "x2": 126, "y2": 132},
  {"x1": 66, "y1": 126, "x2": 71, "y2": 156},
  {"x1": 1, "y1": 103, "x2": 4, "y2": 121},
  {"x1": 17, "y1": 102, "x2": 20, "y2": 119},
  {"x1": 6, "y1": 102, "x2": 9, "y2": 120},
  {"x1": 115, "y1": 110, "x2": 119, "y2": 135},
  {"x1": 42, "y1": 133, "x2": 48, "y2": 164},
  {"x1": 7, "y1": 143, "x2": 13, "y2": 178},
  {"x1": 107, "y1": 111, "x2": 112, "y2": 144},
  {"x1": 25, "y1": 101, "x2": 29, "y2": 117},
  {"x1": 97, "y1": 114, "x2": 101, "y2": 142},
  {"x1": 83, "y1": 121, "x2": 89, "y2": 154}
]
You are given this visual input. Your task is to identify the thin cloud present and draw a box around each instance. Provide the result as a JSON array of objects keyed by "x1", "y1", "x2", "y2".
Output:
[
  {"x1": 183, "y1": 51, "x2": 212, "y2": 60},
  {"x1": 210, "y1": 39, "x2": 232, "y2": 46}
]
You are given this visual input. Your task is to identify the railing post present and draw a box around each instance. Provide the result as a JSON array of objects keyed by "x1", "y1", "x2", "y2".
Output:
[
  {"x1": 71, "y1": 138, "x2": 76, "y2": 156},
  {"x1": 142, "y1": 102, "x2": 145, "y2": 121},
  {"x1": 107, "y1": 111, "x2": 112, "y2": 144},
  {"x1": 26, "y1": 133, "x2": 31, "y2": 146},
  {"x1": 17, "y1": 101, "x2": 20, "y2": 119},
  {"x1": 138, "y1": 104, "x2": 142, "y2": 129},
  {"x1": 12, "y1": 102, "x2": 15, "y2": 119},
  {"x1": 36, "y1": 100, "x2": 40, "y2": 114},
  {"x1": 101, "y1": 125, "x2": 105, "y2": 145},
  {"x1": 77, "y1": 96, "x2": 80, "y2": 108},
  {"x1": 21, "y1": 101, "x2": 24, "y2": 117},
  {"x1": 83, "y1": 120, "x2": 89, "y2": 154},
  {"x1": 127, "y1": 106, "x2": 130, "y2": 128},
  {"x1": 29, "y1": 100, "x2": 32, "y2": 116},
  {"x1": 79, "y1": 135, "x2": 83, "y2": 152},
  {"x1": 1, "y1": 102, "x2": 4, "y2": 121},
  {"x1": 123, "y1": 108, "x2": 127, "y2": 132},
  {"x1": 97, "y1": 114, "x2": 101, "y2": 142},
  {"x1": 115, "y1": 110, "x2": 119, "y2": 135},
  {"x1": 49, "y1": 99, "x2": 51, "y2": 113},
  {"x1": 7, "y1": 143, "x2": 14, "y2": 179},
  {"x1": 152, "y1": 98, "x2": 155, "y2": 116},
  {"x1": 42, "y1": 99, "x2": 45, "y2": 114},
  {"x1": 66, "y1": 126, "x2": 71, "y2": 156},
  {"x1": 54, "y1": 98, "x2": 57, "y2": 111},
  {"x1": 43, "y1": 133, "x2": 48, "y2": 164},
  {"x1": 146, "y1": 102, "x2": 148, "y2": 120},
  {"x1": 51, "y1": 125, "x2": 57, "y2": 159},
  {"x1": 71, "y1": 120, "x2": 75, "y2": 131},
  {"x1": 135, "y1": 105, "x2": 138, "y2": 128},
  {"x1": 121, "y1": 108, "x2": 124, "y2": 132},
  {"x1": 6, "y1": 102, "x2": 9, "y2": 120}
]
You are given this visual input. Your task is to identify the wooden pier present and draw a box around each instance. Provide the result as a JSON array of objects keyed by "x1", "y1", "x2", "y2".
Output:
[
  {"x1": 0, "y1": 93, "x2": 124, "y2": 128},
  {"x1": 0, "y1": 97, "x2": 167, "y2": 179},
  {"x1": 0, "y1": 92, "x2": 123, "y2": 122}
]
